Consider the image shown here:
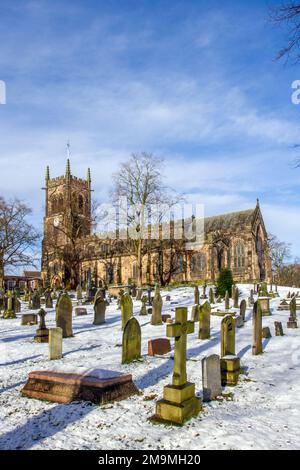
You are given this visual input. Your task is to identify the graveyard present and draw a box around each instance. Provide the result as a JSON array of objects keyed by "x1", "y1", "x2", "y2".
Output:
[{"x1": 1, "y1": 284, "x2": 300, "y2": 450}]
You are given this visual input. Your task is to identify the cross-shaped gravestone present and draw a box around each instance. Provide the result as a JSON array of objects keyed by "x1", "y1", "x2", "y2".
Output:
[
  {"x1": 154, "y1": 306, "x2": 201, "y2": 425},
  {"x1": 166, "y1": 307, "x2": 194, "y2": 386}
]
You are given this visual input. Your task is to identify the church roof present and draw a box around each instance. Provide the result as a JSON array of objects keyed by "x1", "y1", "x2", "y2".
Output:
[{"x1": 204, "y1": 208, "x2": 256, "y2": 233}]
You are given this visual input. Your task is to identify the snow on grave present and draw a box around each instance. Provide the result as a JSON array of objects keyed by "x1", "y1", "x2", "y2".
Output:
[{"x1": 21, "y1": 367, "x2": 139, "y2": 404}]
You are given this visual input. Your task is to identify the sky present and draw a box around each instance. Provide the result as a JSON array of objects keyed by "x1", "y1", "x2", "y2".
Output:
[{"x1": 1, "y1": 0, "x2": 300, "y2": 261}]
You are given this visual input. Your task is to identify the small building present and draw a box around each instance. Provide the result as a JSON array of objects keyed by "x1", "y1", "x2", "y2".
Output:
[{"x1": 4, "y1": 271, "x2": 42, "y2": 290}]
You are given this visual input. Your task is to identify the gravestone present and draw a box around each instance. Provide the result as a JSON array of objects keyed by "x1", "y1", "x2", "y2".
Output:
[
  {"x1": 140, "y1": 295, "x2": 148, "y2": 316},
  {"x1": 262, "y1": 326, "x2": 272, "y2": 339},
  {"x1": 201, "y1": 284, "x2": 208, "y2": 299},
  {"x1": 34, "y1": 309, "x2": 49, "y2": 343},
  {"x1": 148, "y1": 338, "x2": 171, "y2": 356},
  {"x1": 240, "y1": 299, "x2": 247, "y2": 321},
  {"x1": 136, "y1": 288, "x2": 143, "y2": 301},
  {"x1": 120, "y1": 292, "x2": 133, "y2": 330},
  {"x1": 199, "y1": 301, "x2": 211, "y2": 340},
  {"x1": 252, "y1": 301, "x2": 263, "y2": 355},
  {"x1": 233, "y1": 287, "x2": 239, "y2": 308},
  {"x1": 56, "y1": 293, "x2": 73, "y2": 338},
  {"x1": 275, "y1": 321, "x2": 284, "y2": 337},
  {"x1": 75, "y1": 307, "x2": 87, "y2": 316},
  {"x1": 191, "y1": 304, "x2": 200, "y2": 322},
  {"x1": 76, "y1": 284, "x2": 83, "y2": 301},
  {"x1": 122, "y1": 317, "x2": 141, "y2": 364},
  {"x1": 258, "y1": 297, "x2": 271, "y2": 316},
  {"x1": 31, "y1": 291, "x2": 41, "y2": 310},
  {"x1": 166, "y1": 295, "x2": 171, "y2": 302},
  {"x1": 3, "y1": 291, "x2": 16, "y2": 319},
  {"x1": 235, "y1": 315, "x2": 244, "y2": 328},
  {"x1": 225, "y1": 291, "x2": 230, "y2": 310},
  {"x1": 220, "y1": 315, "x2": 240, "y2": 386},
  {"x1": 287, "y1": 297, "x2": 298, "y2": 329},
  {"x1": 194, "y1": 286, "x2": 200, "y2": 305},
  {"x1": 209, "y1": 288, "x2": 215, "y2": 304},
  {"x1": 93, "y1": 296, "x2": 106, "y2": 325},
  {"x1": 14, "y1": 296, "x2": 21, "y2": 313},
  {"x1": 21, "y1": 368, "x2": 139, "y2": 404},
  {"x1": 248, "y1": 289, "x2": 254, "y2": 306},
  {"x1": 45, "y1": 290, "x2": 53, "y2": 309},
  {"x1": 151, "y1": 285, "x2": 163, "y2": 326},
  {"x1": 21, "y1": 313, "x2": 37, "y2": 326},
  {"x1": 202, "y1": 354, "x2": 222, "y2": 402},
  {"x1": 154, "y1": 307, "x2": 201, "y2": 425},
  {"x1": 49, "y1": 327, "x2": 63, "y2": 360}
]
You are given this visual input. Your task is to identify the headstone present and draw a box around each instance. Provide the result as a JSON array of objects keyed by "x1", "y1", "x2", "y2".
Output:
[
  {"x1": 221, "y1": 315, "x2": 235, "y2": 357},
  {"x1": 76, "y1": 284, "x2": 83, "y2": 301},
  {"x1": 14, "y1": 296, "x2": 21, "y2": 313},
  {"x1": 194, "y1": 286, "x2": 199, "y2": 305},
  {"x1": 166, "y1": 295, "x2": 171, "y2": 302},
  {"x1": 136, "y1": 288, "x2": 143, "y2": 301},
  {"x1": 235, "y1": 315, "x2": 244, "y2": 328},
  {"x1": 49, "y1": 327, "x2": 63, "y2": 360},
  {"x1": 75, "y1": 307, "x2": 88, "y2": 316},
  {"x1": 240, "y1": 299, "x2": 247, "y2": 321},
  {"x1": 191, "y1": 304, "x2": 200, "y2": 322},
  {"x1": 31, "y1": 291, "x2": 41, "y2": 310},
  {"x1": 201, "y1": 284, "x2": 208, "y2": 299},
  {"x1": 151, "y1": 285, "x2": 163, "y2": 325},
  {"x1": 154, "y1": 307, "x2": 201, "y2": 425},
  {"x1": 3, "y1": 291, "x2": 16, "y2": 319},
  {"x1": 287, "y1": 297, "x2": 298, "y2": 329},
  {"x1": 258, "y1": 297, "x2": 271, "y2": 316},
  {"x1": 93, "y1": 296, "x2": 106, "y2": 325},
  {"x1": 225, "y1": 291, "x2": 230, "y2": 310},
  {"x1": 209, "y1": 288, "x2": 215, "y2": 304},
  {"x1": 56, "y1": 293, "x2": 73, "y2": 338},
  {"x1": 252, "y1": 301, "x2": 263, "y2": 355},
  {"x1": 21, "y1": 313, "x2": 37, "y2": 326},
  {"x1": 120, "y1": 292, "x2": 133, "y2": 330},
  {"x1": 34, "y1": 308, "x2": 49, "y2": 343},
  {"x1": 140, "y1": 295, "x2": 148, "y2": 316},
  {"x1": 275, "y1": 321, "x2": 284, "y2": 337},
  {"x1": 162, "y1": 314, "x2": 171, "y2": 323},
  {"x1": 199, "y1": 301, "x2": 211, "y2": 340},
  {"x1": 233, "y1": 287, "x2": 239, "y2": 308},
  {"x1": 45, "y1": 290, "x2": 53, "y2": 309},
  {"x1": 21, "y1": 368, "x2": 139, "y2": 404},
  {"x1": 122, "y1": 317, "x2": 142, "y2": 364},
  {"x1": 148, "y1": 338, "x2": 171, "y2": 356},
  {"x1": 262, "y1": 326, "x2": 272, "y2": 338},
  {"x1": 202, "y1": 354, "x2": 222, "y2": 402}
]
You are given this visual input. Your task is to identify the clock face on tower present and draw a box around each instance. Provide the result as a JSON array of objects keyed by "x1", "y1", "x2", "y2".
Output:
[{"x1": 53, "y1": 217, "x2": 60, "y2": 227}]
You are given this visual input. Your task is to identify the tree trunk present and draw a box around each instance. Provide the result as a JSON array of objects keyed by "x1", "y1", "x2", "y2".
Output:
[{"x1": 0, "y1": 256, "x2": 4, "y2": 288}]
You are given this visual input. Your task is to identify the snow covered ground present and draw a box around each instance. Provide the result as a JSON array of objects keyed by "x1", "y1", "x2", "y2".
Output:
[{"x1": 0, "y1": 285, "x2": 300, "y2": 450}]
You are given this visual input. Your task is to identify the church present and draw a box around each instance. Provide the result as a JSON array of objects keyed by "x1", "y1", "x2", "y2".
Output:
[{"x1": 41, "y1": 161, "x2": 272, "y2": 288}]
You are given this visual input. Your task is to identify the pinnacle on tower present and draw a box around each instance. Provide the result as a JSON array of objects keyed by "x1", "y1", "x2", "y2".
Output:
[
  {"x1": 66, "y1": 158, "x2": 71, "y2": 178},
  {"x1": 45, "y1": 166, "x2": 50, "y2": 182},
  {"x1": 87, "y1": 167, "x2": 91, "y2": 187}
]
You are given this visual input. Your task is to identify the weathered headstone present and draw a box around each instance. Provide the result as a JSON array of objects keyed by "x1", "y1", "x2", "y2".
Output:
[
  {"x1": 151, "y1": 285, "x2": 163, "y2": 326},
  {"x1": 148, "y1": 338, "x2": 171, "y2": 356},
  {"x1": 31, "y1": 291, "x2": 41, "y2": 310},
  {"x1": 275, "y1": 321, "x2": 284, "y2": 337},
  {"x1": 287, "y1": 297, "x2": 298, "y2": 329},
  {"x1": 3, "y1": 291, "x2": 16, "y2": 319},
  {"x1": 75, "y1": 307, "x2": 88, "y2": 316},
  {"x1": 191, "y1": 304, "x2": 200, "y2": 322},
  {"x1": 120, "y1": 292, "x2": 133, "y2": 330},
  {"x1": 235, "y1": 315, "x2": 244, "y2": 328},
  {"x1": 140, "y1": 295, "x2": 148, "y2": 316},
  {"x1": 34, "y1": 308, "x2": 49, "y2": 343},
  {"x1": 209, "y1": 288, "x2": 215, "y2": 304},
  {"x1": 154, "y1": 307, "x2": 201, "y2": 424},
  {"x1": 122, "y1": 317, "x2": 141, "y2": 364},
  {"x1": 49, "y1": 327, "x2": 63, "y2": 360},
  {"x1": 202, "y1": 354, "x2": 222, "y2": 402},
  {"x1": 258, "y1": 297, "x2": 271, "y2": 316},
  {"x1": 220, "y1": 315, "x2": 240, "y2": 386},
  {"x1": 194, "y1": 286, "x2": 200, "y2": 305},
  {"x1": 240, "y1": 299, "x2": 247, "y2": 321},
  {"x1": 252, "y1": 301, "x2": 263, "y2": 355},
  {"x1": 21, "y1": 313, "x2": 37, "y2": 326},
  {"x1": 262, "y1": 326, "x2": 272, "y2": 338},
  {"x1": 76, "y1": 284, "x2": 83, "y2": 301},
  {"x1": 233, "y1": 287, "x2": 239, "y2": 308},
  {"x1": 225, "y1": 291, "x2": 230, "y2": 310},
  {"x1": 93, "y1": 296, "x2": 106, "y2": 325},
  {"x1": 199, "y1": 301, "x2": 211, "y2": 340},
  {"x1": 56, "y1": 293, "x2": 73, "y2": 338},
  {"x1": 45, "y1": 290, "x2": 53, "y2": 309}
]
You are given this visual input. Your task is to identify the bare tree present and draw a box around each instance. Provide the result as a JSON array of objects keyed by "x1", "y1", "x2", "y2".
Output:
[
  {"x1": 0, "y1": 197, "x2": 40, "y2": 287},
  {"x1": 110, "y1": 153, "x2": 181, "y2": 286},
  {"x1": 271, "y1": 2, "x2": 300, "y2": 62},
  {"x1": 267, "y1": 232, "x2": 291, "y2": 279}
]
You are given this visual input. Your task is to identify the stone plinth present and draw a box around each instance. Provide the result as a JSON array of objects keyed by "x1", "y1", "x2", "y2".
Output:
[
  {"x1": 155, "y1": 383, "x2": 201, "y2": 425},
  {"x1": 21, "y1": 314, "x2": 38, "y2": 326},
  {"x1": 21, "y1": 368, "x2": 139, "y2": 404},
  {"x1": 220, "y1": 355, "x2": 240, "y2": 386}
]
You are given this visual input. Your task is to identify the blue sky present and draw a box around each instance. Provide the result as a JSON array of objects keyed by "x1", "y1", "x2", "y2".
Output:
[{"x1": 1, "y1": 0, "x2": 300, "y2": 259}]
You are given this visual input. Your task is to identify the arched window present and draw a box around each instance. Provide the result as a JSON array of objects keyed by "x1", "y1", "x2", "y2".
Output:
[
  {"x1": 132, "y1": 261, "x2": 138, "y2": 280},
  {"x1": 234, "y1": 241, "x2": 245, "y2": 269},
  {"x1": 174, "y1": 253, "x2": 184, "y2": 274},
  {"x1": 191, "y1": 253, "x2": 206, "y2": 273},
  {"x1": 50, "y1": 197, "x2": 57, "y2": 214},
  {"x1": 58, "y1": 195, "x2": 64, "y2": 212}
]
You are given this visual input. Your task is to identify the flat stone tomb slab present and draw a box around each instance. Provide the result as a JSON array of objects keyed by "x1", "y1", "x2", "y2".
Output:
[{"x1": 21, "y1": 368, "x2": 139, "y2": 405}]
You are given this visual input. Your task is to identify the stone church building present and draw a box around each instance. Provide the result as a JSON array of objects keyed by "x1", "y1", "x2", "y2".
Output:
[{"x1": 41, "y1": 161, "x2": 272, "y2": 288}]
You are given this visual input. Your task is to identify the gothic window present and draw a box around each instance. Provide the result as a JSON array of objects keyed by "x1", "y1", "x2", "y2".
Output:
[
  {"x1": 58, "y1": 195, "x2": 64, "y2": 212},
  {"x1": 234, "y1": 241, "x2": 245, "y2": 269},
  {"x1": 106, "y1": 264, "x2": 114, "y2": 284},
  {"x1": 191, "y1": 253, "x2": 206, "y2": 273},
  {"x1": 174, "y1": 253, "x2": 184, "y2": 274},
  {"x1": 51, "y1": 197, "x2": 57, "y2": 214},
  {"x1": 132, "y1": 261, "x2": 138, "y2": 280}
]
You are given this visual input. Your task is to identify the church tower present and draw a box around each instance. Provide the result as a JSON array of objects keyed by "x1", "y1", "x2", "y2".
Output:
[{"x1": 41, "y1": 159, "x2": 92, "y2": 288}]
